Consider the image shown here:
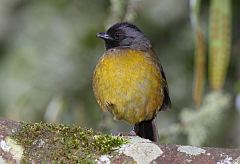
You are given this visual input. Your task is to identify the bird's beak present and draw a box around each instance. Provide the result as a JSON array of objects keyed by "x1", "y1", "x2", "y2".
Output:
[{"x1": 96, "y1": 32, "x2": 114, "y2": 40}]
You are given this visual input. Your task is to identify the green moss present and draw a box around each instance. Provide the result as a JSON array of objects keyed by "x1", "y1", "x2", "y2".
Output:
[{"x1": 11, "y1": 122, "x2": 127, "y2": 163}]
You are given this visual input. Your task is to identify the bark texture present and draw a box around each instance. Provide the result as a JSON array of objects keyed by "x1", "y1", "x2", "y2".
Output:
[{"x1": 0, "y1": 118, "x2": 240, "y2": 164}]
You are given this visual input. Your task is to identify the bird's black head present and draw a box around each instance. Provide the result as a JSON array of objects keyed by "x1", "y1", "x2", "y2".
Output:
[{"x1": 96, "y1": 22, "x2": 151, "y2": 50}]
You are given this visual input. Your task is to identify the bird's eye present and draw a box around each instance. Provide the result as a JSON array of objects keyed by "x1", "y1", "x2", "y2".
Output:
[{"x1": 114, "y1": 32, "x2": 123, "y2": 40}]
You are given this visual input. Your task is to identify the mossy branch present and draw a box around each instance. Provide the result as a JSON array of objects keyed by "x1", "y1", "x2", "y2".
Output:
[{"x1": 0, "y1": 119, "x2": 240, "y2": 163}]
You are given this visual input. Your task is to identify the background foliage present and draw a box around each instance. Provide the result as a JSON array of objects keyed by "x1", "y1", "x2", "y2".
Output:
[{"x1": 0, "y1": 0, "x2": 239, "y2": 148}]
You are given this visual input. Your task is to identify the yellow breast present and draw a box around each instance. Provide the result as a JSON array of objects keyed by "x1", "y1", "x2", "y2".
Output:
[{"x1": 93, "y1": 48, "x2": 164, "y2": 124}]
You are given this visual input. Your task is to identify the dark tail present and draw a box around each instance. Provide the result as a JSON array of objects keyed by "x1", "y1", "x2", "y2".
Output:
[{"x1": 134, "y1": 119, "x2": 159, "y2": 142}]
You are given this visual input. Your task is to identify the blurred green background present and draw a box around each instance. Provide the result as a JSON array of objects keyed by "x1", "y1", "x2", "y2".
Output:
[{"x1": 0, "y1": 0, "x2": 239, "y2": 148}]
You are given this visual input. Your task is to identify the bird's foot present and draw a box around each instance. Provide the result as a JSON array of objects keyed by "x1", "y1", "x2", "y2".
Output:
[{"x1": 117, "y1": 130, "x2": 136, "y2": 137}]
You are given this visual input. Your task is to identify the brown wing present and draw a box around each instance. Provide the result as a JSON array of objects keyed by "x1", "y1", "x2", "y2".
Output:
[{"x1": 159, "y1": 65, "x2": 171, "y2": 111}]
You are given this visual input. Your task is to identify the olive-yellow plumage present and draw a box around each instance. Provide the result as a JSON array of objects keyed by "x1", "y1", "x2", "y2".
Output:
[
  {"x1": 93, "y1": 48, "x2": 165, "y2": 124},
  {"x1": 94, "y1": 22, "x2": 171, "y2": 142}
]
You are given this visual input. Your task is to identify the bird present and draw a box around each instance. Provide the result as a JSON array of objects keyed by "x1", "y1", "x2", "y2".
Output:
[{"x1": 93, "y1": 22, "x2": 171, "y2": 142}]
